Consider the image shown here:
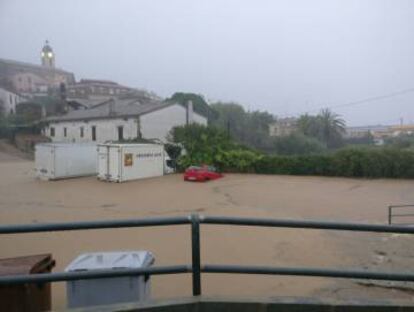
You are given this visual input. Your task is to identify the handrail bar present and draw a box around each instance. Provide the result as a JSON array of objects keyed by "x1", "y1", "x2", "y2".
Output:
[
  {"x1": 0, "y1": 216, "x2": 190, "y2": 234},
  {"x1": 388, "y1": 204, "x2": 414, "y2": 225},
  {"x1": 2, "y1": 215, "x2": 414, "y2": 235},
  {"x1": 0, "y1": 265, "x2": 191, "y2": 285},
  {"x1": 202, "y1": 265, "x2": 414, "y2": 282},
  {"x1": 202, "y1": 216, "x2": 414, "y2": 233},
  {"x1": 2, "y1": 214, "x2": 414, "y2": 297}
]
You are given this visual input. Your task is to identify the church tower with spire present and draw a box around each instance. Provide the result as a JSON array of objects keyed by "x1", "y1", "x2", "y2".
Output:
[{"x1": 41, "y1": 40, "x2": 55, "y2": 68}]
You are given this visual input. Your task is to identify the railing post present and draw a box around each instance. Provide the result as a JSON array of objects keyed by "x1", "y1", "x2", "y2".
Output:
[
  {"x1": 191, "y1": 214, "x2": 201, "y2": 296},
  {"x1": 388, "y1": 206, "x2": 392, "y2": 225}
]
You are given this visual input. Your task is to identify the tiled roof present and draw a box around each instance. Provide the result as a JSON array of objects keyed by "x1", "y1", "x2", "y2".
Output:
[{"x1": 44, "y1": 98, "x2": 176, "y2": 122}]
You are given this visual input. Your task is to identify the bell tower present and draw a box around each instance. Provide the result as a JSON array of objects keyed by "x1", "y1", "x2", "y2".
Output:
[{"x1": 41, "y1": 40, "x2": 55, "y2": 68}]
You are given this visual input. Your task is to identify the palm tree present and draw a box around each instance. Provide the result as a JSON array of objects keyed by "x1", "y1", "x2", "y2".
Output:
[
  {"x1": 317, "y1": 109, "x2": 346, "y2": 148},
  {"x1": 297, "y1": 109, "x2": 346, "y2": 148},
  {"x1": 297, "y1": 114, "x2": 318, "y2": 137}
]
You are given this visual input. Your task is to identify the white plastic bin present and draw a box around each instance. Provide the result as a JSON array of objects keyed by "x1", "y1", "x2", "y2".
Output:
[
  {"x1": 65, "y1": 251, "x2": 154, "y2": 308},
  {"x1": 35, "y1": 143, "x2": 97, "y2": 180}
]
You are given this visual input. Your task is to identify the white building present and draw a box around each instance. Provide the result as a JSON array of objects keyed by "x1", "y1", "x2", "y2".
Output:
[
  {"x1": 0, "y1": 41, "x2": 75, "y2": 97},
  {"x1": 0, "y1": 86, "x2": 26, "y2": 116},
  {"x1": 269, "y1": 117, "x2": 297, "y2": 137},
  {"x1": 43, "y1": 98, "x2": 207, "y2": 143}
]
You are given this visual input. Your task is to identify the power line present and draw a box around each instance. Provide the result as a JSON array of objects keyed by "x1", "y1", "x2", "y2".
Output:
[{"x1": 304, "y1": 87, "x2": 414, "y2": 114}]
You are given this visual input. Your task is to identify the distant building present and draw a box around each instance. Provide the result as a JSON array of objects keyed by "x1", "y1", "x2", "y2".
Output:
[
  {"x1": 269, "y1": 117, "x2": 297, "y2": 137},
  {"x1": 0, "y1": 86, "x2": 26, "y2": 116},
  {"x1": 389, "y1": 124, "x2": 414, "y2": 137},
  {"x1": 40, "y1": 40, "x2": 55, "y2": 68},
  {"x1": 344, "y1": 124, "x2": 414, "y2": 145},
  {"x1": 66, "y1": 79, "x2": 134, "y2": 100},
  {"x1": 43, "y1": 98, "x2": 208, "y2": 143},
  {"x1": 345, "y1": 125, "x2": 390, "y2": 139},
  {"x1": 0, "y1": 41, "x2": 75, "y2": 96}
]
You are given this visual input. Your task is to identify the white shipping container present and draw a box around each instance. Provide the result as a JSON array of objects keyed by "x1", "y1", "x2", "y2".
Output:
[
  {"x1": 35, "y1": 143, "x2": 97, "y2": 180},
  {"x1": 98, "y1": 143, "x2": 165, "y2": 182}
]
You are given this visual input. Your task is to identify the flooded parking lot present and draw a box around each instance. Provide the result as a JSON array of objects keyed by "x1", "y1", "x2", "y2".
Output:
[{"x1": 1, "y1": 153, "x2": 414, "y2": 308}]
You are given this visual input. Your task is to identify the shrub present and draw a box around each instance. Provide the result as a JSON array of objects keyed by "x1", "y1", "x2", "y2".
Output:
[
  {"x1": 171, "y1": 124, "x2": 414, "y2": 179},
  {"x1": 272, "y1": 133, "x2": 327, "y2": 155},
  {"x1": 255, "y1": 147, "x2": 414, "y2": 179},
  {"x1": 215, "y1": 150, "x2": 262, "y2": 173}
]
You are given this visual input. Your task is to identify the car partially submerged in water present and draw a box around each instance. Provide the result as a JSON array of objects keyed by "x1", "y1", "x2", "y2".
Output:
[{"x1": 183, "y1": 165, "x2": 223, "y2": 182}]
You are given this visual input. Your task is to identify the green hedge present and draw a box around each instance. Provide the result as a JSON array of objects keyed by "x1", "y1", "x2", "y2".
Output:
[
  {"x1": 254, "y1": 148, "x2": 414, "y2": 178},
  {"x1": 178, "y1": 144, "x2": 414, "y2": 179},
  {"x1": 254, "y1": 154, "x2": 332, "y2": 176}
]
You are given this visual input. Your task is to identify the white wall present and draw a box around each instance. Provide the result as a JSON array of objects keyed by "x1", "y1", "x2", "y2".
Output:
[
  {"x1": 44, "y1": 103, "x2": 209, "y2": 143},
  {"x1": 192, "y1": 112, "x2": 208, "y2": 126},
  {"x1": 45, "y1": 118, "x2": 139, "y2": 143},
  {"x1": 140, "y1": 104, "x2": 187, "y2": 142},
  {"x1": 0, "y1": 88, "x2": 24, "y2": 115}
]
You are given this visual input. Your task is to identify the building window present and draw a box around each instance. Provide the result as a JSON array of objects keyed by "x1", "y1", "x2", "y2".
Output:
[
  {"x1": 80, "y1": 127, "x2": 84, "y2": 138},
  {"x1": 117, "y1": 126, "x2": 124, "y2": 141},
  {"x1": 64, "y1": 127, "x2": 67, "y2": 137},
  {"x1": 9, "y1": 94, "x2": 13, "y2": 104},
  {"x1": 50, "y1": 127, "x2": 55, "y2": 137},
  {"x1": 92, "y1": 126, "x2": 96, "y2": 141}
]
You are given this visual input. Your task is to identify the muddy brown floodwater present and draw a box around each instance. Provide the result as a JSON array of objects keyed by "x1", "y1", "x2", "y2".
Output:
[{"x1": 1, "y1": 152, "x2": 414, "y2": 309}]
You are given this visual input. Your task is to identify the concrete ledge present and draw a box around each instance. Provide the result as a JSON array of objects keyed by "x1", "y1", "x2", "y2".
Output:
[{"x1": 66, "y1": 296, "x2": 414, "y2": 312}]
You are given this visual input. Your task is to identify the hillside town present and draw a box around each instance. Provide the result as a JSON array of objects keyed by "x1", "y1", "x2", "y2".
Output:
[
  {"x1": 1, "y1": 2, "x2": 414, "y2": 309},
  {"x1": 0, "y1": 41, "x2": 208, "y2": 149},
  {"x1": 2, "y1": 41, "x2": 414, "y2": 153}
]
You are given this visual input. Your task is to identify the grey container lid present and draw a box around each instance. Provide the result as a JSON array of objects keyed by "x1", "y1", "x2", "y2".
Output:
[{"x1": 65, "y1": 251, "x2": 154, "y2": 272}]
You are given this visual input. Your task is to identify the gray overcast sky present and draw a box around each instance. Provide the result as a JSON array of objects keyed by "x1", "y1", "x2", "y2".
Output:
[{"x1": 1, "y1": 0, "x2": 414, "y2": 126}]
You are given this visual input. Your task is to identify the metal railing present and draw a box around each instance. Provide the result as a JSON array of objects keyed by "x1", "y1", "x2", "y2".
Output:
[
  {"x1": 1, "y1": 214, "x2": 414, "y2": 297},
  {"x1": 388, "y1": 204, "x2": 414, "y2": 225}
]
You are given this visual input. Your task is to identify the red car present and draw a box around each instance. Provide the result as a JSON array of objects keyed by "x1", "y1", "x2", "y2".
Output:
[{"x1": 184, "y1": 165, "x2": 223, "y2": 182}]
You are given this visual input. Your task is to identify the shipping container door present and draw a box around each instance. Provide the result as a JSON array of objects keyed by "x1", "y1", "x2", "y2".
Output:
[
  {"x1": 109, "y1": 146, "x2": 121, "y2": 182},
  {"x1": 122, "y1": 145, "x2": 164, "y2": 181},
  {"x1": 54, "y1": 145, "x2": 97, "y2": 178},
  {"x1": 35, "y1": 145, "x2": 55, "y2": 179},
  {"x1": 97, "y1": 145, "x2": 108, "y2": 180}
]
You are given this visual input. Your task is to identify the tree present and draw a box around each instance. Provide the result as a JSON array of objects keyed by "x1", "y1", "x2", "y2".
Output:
[
  {"x1": 164, "y1": 143, "x2": 182, "y2": 169},
  {"x1": 272, "y1": 132, "x2": 327, "y2": 155},
  {"x1": 318, "y1": 109, "x2": 345, "y2": 148},
  {"x1": 166, "y1": 92, "x2": 214, "y2": 121},
  {"x1": 385, "y1": 134, "x2": 414, "y2": 149},
  {"x1": 0, "y1": 99, "x2": 5, "y2": 119},
  {"x1": 15, "y1": 102, "x2": 43, "y2": 124},
  {"x1": 297, "y1": 109, "x2": 345, "y2": 148},
  {"x1": 210, "y1": 102, "x2": 246, "y2": 138},
  {"x1": 210, "y1": 102, "x2": 274, "y2": 151},
  {"x1": 344, "y1": 132, "x2": 375, "y2": 146},
  {"x1": 169, "y1": 124, "x2": 234, "y2": 166},
  {"x1": 168, "y1": 123, "x2": 260, "y2": 171}
]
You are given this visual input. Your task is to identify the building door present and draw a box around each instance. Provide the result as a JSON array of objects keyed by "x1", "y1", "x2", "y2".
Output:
[
  {"x1": 92, "y1": 126, "x2": 96, "y2": 141},
  {"x1": 118, "y1": 126, "x2": 124, "y2": 141}
]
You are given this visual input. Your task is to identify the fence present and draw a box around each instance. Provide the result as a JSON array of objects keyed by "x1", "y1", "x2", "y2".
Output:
[
  {"x1": 1, "y1": 214, "x2": 414, "y2": 297},
  {"x1": 388, "y1": 204, "x2": 414, "y2": 225}
]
